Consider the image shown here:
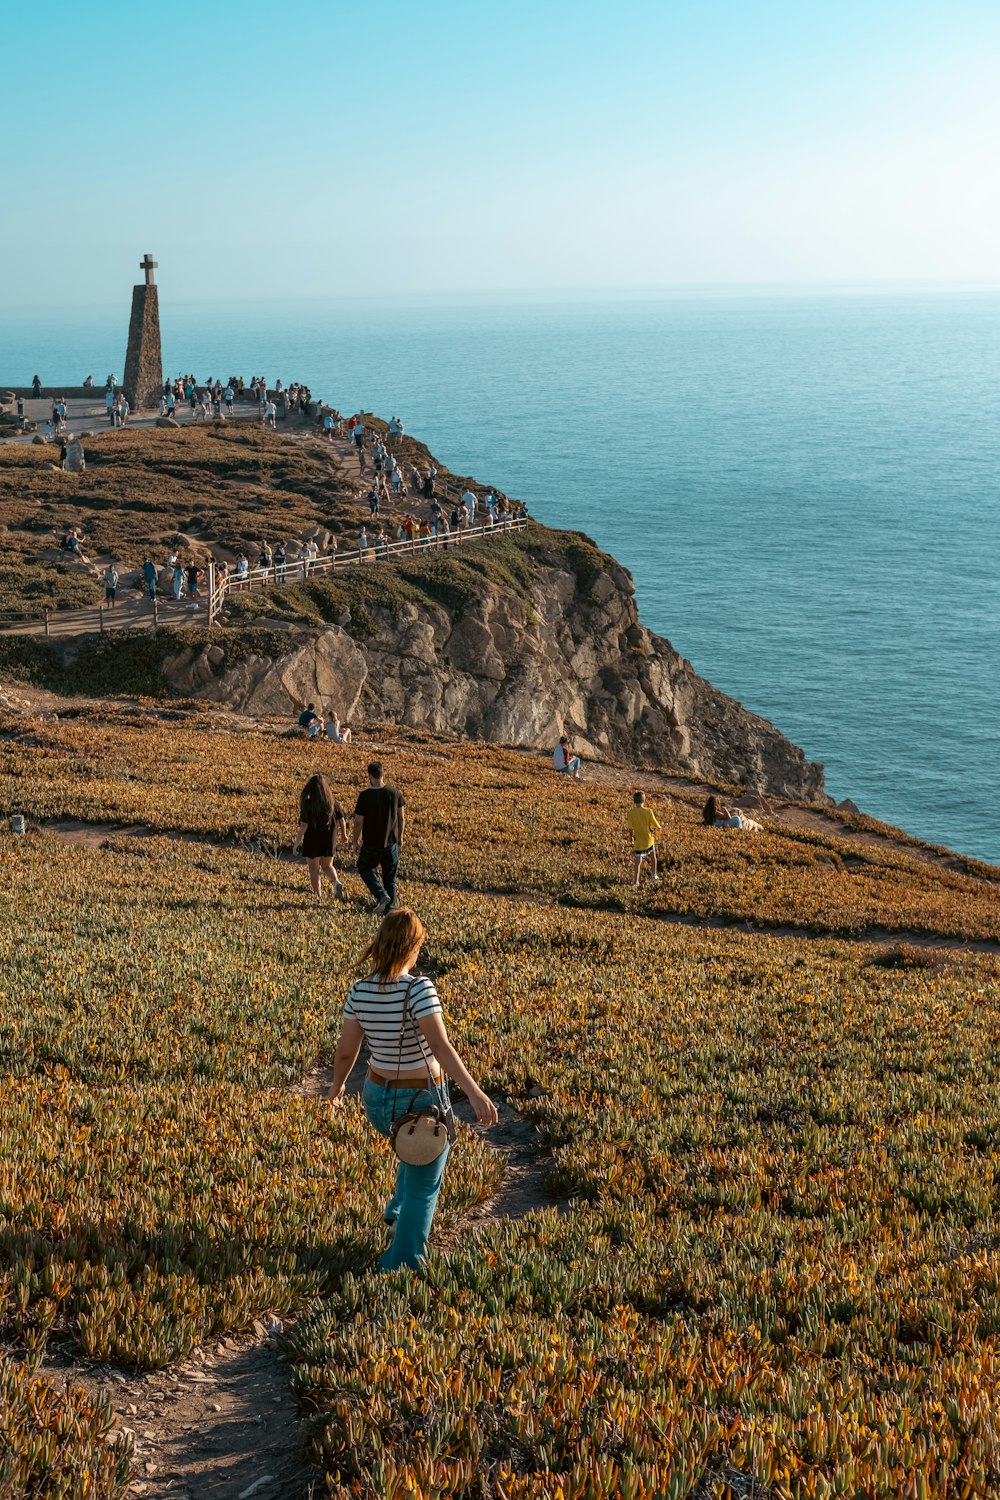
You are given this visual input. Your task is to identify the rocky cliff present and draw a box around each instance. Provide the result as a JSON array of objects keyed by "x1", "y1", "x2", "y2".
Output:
[{"x1": 162, "y1": 531, "x2": 827, "y2": 801}]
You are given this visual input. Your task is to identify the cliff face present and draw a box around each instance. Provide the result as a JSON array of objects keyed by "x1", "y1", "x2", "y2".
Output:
[{"x1": 162, "y1": 538, "x2": 827, "y2": 801}]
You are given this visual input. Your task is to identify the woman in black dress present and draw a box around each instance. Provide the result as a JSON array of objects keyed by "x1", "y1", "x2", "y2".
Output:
[{"x1": 294, "y1": 773, "x2": 348, "y2": 899}]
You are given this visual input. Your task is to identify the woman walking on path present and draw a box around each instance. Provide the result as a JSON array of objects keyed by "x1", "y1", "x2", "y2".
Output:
[
  {"x1": 327, "y1": 909, "x2": 498, "y2": 1271},
  {"x1": 294, "y1": 773, "x2": 348, "y2": 898}
]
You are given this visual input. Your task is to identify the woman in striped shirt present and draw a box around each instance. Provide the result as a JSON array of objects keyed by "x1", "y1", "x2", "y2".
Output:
[{"x1": 328, "y1": 908, "x2": 498, "y2": 1270}]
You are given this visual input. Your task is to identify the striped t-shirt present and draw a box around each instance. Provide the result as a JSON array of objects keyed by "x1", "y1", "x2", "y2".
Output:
[{"x1": 344, "y1": 973, "x2": 442, "y2": 1072}]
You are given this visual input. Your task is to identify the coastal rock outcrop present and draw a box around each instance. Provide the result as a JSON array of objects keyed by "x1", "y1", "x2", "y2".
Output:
[
  {"x1": 162, "y1": 537, "x2": 827, "y2": 801},
  {"x1": 163, "y1": 627, "x2": 368, "y2": 720}
]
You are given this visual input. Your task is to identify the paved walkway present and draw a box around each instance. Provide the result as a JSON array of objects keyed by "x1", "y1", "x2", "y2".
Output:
[
  {"x1": 0, "y1": 594, "x2": 209, "y2": 639},
  {"x1": 0, "y1": 520, "x2": 526, "y2": 639},
  {"x1": 0, "y1": 393, "x2": 274, "y2": 443},
  {"x1": 0, "y1": 402, "x2": 519, "y2": 639}
]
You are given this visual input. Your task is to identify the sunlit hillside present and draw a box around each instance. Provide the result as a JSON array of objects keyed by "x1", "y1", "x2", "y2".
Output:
[{"x1": 1, "y1": 706, "x2": 998, "y2": 1497}]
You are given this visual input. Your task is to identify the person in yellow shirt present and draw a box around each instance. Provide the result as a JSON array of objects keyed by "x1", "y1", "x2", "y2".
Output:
[{"x1": 627, "y1": 790, "x2": 661, "y2": 887}]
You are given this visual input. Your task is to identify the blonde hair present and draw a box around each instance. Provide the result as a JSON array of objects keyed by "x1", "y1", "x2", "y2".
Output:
[{"x1": 360, "y1": 907, "x2": 426, "y2": 982}]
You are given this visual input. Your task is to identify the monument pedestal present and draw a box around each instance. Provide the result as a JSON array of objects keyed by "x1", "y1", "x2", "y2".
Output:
[{"x1": 123, "y1": 254, "x2": 163, "y2": 412}]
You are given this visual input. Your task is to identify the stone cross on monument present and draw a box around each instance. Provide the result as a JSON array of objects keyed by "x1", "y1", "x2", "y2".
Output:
[{"x1": 123, "y1": 251, "x2": 163, "y2": 413}]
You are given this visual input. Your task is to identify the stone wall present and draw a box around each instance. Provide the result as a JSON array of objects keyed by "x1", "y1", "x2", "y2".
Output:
[{"x1": 1, "y1": 387, "x2": 98, "y2": 401}]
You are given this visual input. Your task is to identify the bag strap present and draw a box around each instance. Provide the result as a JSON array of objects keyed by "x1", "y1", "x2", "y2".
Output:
[
  {"x1": 390, "y1": 974, "x2": 451, "y2": 1129},
  {"x1": 393, "y1": 975, "x2": 418, "y2": 1084},
  {"x1": 390, "y1": 976, "x2": 420, "y2": 1129}
]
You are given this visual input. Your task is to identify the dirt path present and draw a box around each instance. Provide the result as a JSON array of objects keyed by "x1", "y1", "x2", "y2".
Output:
[
  {"x1": 39, "y1": 1326, "x2": 309, "y2": 1500},
  {"x1": 90, "y1": 1058, "x2": 564, "y2": 1498},
  {"x1": 299, "y1": 1058, "x2": 568, "y2": 1226},
  {"x1": 455, "y1": 1094, "x2": 570, "y2": 1222}
]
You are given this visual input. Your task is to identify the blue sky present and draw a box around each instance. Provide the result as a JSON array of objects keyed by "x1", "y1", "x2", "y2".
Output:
[{"x1": 2, "y1": 0, "x2": 998, "y2": 304}]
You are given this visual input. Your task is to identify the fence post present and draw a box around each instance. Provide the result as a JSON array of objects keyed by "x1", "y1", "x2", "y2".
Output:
[
  {"x1": 44, "y1": 609, "x2": 50, "y2": 638},
  {"x1": 207, "y1": 560, "x2": 217, "y2": 625},
  {"x1": 99, "y1": 607, "x2": 105, "y2": 636},
  {"x1": 152, "y1": 597, "x2": 159, "y2": 630}
]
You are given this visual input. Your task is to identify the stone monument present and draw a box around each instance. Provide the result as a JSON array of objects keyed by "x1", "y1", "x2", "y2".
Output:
[{"x1": 123, "y1": 253, "x2": 163, "y2": 412}]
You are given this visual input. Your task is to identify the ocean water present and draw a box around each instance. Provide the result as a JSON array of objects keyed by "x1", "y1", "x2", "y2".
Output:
[{"x1": 2, "y1": 291, "x2": 998, "y2": 862}]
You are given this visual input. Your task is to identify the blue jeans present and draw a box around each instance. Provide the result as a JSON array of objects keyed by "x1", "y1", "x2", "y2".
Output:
[
  {"x1": 363, "y1": 1078, "x2": 450, "y2": 1270},
  {"x1": 357, "y1": 841, "x2": 399, "y2": 907}
]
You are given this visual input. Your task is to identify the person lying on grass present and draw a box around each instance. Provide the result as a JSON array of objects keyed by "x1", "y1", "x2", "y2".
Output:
[{"x1": 703, "y1": 794, "x2": 762, "y2": 832}]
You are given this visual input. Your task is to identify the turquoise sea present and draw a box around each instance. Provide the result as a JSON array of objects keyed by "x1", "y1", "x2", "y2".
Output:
[{"x1": 2, "y1": 291, "x2": 998, "y2": 862}]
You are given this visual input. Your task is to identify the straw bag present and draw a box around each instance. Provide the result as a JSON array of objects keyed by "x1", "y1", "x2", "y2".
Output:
[{"x1": 389, "y1": 978, "x2": 456, "y2": 1166}]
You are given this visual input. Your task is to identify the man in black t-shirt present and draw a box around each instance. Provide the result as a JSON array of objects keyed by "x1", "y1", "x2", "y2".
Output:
[{"x1": 353, "y1": 760, "x2": 406, "y2": 915}]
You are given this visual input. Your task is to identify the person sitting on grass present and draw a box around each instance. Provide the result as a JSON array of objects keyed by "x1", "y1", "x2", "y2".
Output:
[
  {"x1": 63, "y1": 528, "x2": 88, "y2": 561},
  {"x1": 702, "y1": 794, "x2": 762, "y2": 831},
  {"x1": 627, "y1": 791, "x2": 661, "y2": 887},
  {"x1": 326, "y1": 907, "x2": 498, "y2": 1272},
  {"x1": 553, "y1": 735, "x2": 582, "y2": 781},
  {"x1": 298, "y1": 703, "x2": 324, "y2": 739},
  {"x1": 326, "y1": 714, "x2": 352, "y2": 744},
  {"x1": 293, "y1": 772, "x2": 347, "y2": 899}
]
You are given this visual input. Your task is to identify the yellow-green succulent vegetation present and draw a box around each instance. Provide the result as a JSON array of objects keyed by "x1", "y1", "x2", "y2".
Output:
[{"x1": 0, "y1": 706, "x2": 998, "y2": 1497}]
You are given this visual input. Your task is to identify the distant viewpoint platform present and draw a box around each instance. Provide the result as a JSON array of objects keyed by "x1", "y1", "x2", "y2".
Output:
[{"x1": 0, "y1": 390, "x2": 267, "y2": 442}]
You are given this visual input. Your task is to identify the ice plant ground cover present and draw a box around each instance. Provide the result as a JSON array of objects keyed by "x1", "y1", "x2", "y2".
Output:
[
  {"x1": 1, "y1": 710, "x2": 998, "y2": 940},
  {"x1": 0, "y1": 709, "x2": 998, "y2": 1497}
]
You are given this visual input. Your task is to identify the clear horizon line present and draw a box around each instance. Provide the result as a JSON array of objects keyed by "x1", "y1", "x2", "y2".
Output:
[{"x1": 3, "y1": 276, "x2": 1000, "y2": 315}]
